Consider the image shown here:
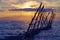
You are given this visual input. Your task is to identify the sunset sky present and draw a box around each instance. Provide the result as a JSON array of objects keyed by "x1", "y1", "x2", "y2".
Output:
[{"x1": 0, "y1": 0, "x2": 60, "y2": 22}]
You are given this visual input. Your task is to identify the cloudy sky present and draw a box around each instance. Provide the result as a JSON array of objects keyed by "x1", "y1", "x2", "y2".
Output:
[
  {"x1": 0, "y1": 0, "x2": 60, "y2": 9},
  {"x1": 0, "y1": 0, "x2": 60, "y2": 21}
]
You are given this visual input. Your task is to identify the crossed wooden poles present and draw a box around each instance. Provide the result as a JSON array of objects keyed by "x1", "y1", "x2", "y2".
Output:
[{"x1": 27, "y1": 3, "x2": 55, "y2": 32}]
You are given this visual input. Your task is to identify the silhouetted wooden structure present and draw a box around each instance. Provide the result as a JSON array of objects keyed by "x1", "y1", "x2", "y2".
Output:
[
  {"x1": 2, "y1": 2, "x2": 55, "y2": 40},
  {"x1": 23, "y1": 2, "x2": 55, "y2": 39}
]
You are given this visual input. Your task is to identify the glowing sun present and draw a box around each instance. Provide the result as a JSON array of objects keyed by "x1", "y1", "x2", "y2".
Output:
[{"x1": 22, "y1": 1, "x2": 39, "y2": 8}]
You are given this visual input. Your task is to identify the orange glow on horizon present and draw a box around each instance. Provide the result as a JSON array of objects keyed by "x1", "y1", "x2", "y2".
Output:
[
  {"x1": 0, "y1": 11, "x2": 34, "y2": 22},
  {"x1": 0, "y1": 11, "x2": 60, "y2": 22}
]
